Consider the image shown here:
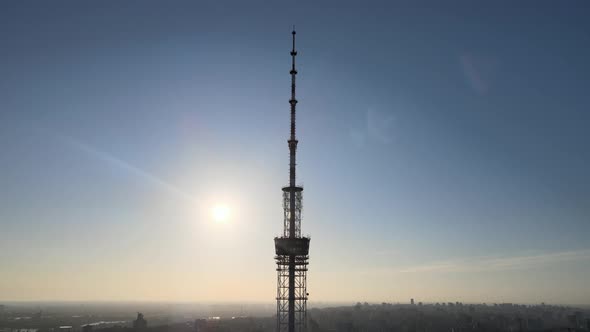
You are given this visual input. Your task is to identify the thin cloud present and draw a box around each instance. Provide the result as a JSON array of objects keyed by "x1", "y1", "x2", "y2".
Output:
[
  {"x1": 367, "y1": 108, "x2": 395, "y2": 144},
  {"x1": 349, "y1": 128, "x2": 367, "y2": 148},
  {"x1": 374, "y1": 249, "x2": 398, "y2": 257},
  {"x1": 460, "y1": 54, "x2": 499, "y2": 95},
  {"x1": 57, "y1": 134, "x2": 199, "y2": 205},
  {"x1": 397, "y1": 249, "x2": 590, "y2": 273},
  {"x1": 349, "y1": 108, "x2": 395, "y2": 147}
]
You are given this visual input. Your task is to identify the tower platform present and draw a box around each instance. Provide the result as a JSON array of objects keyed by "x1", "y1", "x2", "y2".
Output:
[{"x1": 274, "y1": 237, "x2": 310, "y2": 256}]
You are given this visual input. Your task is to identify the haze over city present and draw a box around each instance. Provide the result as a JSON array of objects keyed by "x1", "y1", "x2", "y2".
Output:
[{"x1": 1, "y1": 0, "x2": 589, "y2": 311}]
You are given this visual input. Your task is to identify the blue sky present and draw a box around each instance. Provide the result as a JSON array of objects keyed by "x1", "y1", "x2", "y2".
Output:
[{"x1": 1, "y1": 1, "x2": 589, "y2": 304}]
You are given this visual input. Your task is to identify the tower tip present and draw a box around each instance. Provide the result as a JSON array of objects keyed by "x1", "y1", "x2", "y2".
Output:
[{"x1": 290, "y1": 27, "x2": 297, "y2": 57}]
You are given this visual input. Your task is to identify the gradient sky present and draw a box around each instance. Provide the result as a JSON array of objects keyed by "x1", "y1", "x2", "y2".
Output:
[{"x1": 1, "y1": 1, "x2": 589, "y2": 305}]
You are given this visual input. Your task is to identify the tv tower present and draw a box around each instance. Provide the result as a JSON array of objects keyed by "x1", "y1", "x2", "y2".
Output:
[{"x1": 274, "y1": 29, "x2": 310, "y2": 332}]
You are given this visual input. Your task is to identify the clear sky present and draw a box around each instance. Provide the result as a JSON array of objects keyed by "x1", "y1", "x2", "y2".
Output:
[{"x1": 1, "y1": 1, "x2": 589, "y2": 305}]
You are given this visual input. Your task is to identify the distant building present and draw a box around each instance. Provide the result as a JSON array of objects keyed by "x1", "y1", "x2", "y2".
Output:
[
  {"x1": 194, "y1": 319, "x2": 220, "y2": 332},
  {"x1": 133, "y1": 313, "x2": 147, "y2": 329},
  {"x1": 574, "y1": 311, "x2": 584, "y2": 328},
  {"x1": 410, "y1": 298, "x2": 414, "y2": 305}
]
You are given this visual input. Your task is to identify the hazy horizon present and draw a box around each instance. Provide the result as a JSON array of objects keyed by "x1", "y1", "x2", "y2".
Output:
[
  {"x1": 1, "y1": 1, "x2": 589, "y2": 305},
  {"x1": 1, "y1": 300, "x2": 590, "y2": 307}
]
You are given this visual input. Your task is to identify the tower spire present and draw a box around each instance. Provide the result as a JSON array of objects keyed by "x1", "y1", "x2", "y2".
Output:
[{"x1": 288, "y1": 28, "x2": 298, "y2": 190}]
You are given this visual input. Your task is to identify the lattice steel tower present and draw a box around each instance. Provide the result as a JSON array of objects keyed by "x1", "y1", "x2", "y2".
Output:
[{"x1": 274, "y1": 29, "x2": 310, "y2": 332}]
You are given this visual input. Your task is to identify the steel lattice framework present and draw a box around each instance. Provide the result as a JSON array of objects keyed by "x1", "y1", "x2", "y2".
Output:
[{"x1": 274, "y1": 29, "x2": 310, "y2": 332}]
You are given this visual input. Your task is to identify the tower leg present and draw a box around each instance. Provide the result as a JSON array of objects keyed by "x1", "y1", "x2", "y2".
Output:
[{"x1": 289, "y1": 254, "x2": 295, "y2": 332}]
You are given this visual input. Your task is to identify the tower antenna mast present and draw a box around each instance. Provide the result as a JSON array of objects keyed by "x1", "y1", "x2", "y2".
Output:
[{"x1": 274, "y1": 28, "x2": 310, "y2": 332}]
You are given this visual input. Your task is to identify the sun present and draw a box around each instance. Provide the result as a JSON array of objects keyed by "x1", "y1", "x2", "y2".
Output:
[{"x1": 211, "y1": 204, "x2": 231, "y2": 223}]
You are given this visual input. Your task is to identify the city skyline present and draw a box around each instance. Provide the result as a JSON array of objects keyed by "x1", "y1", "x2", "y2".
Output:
[{"x1": 1, "y1": 1, "x2": 589, "y2": 305}]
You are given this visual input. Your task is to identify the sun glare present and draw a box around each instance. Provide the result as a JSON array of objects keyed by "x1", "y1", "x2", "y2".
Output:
[{"x1": 211, "y1": 204, "x2": 231, "y2": 223}]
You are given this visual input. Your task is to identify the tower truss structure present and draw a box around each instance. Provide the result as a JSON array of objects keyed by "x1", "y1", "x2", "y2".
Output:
[{"x1": 274, "y1": 29, "x2": 310, "y2": 332}]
